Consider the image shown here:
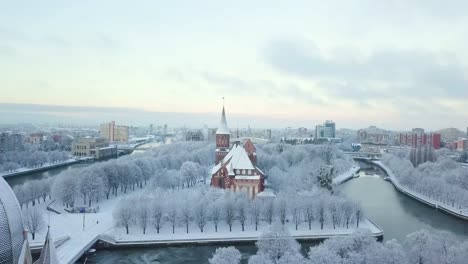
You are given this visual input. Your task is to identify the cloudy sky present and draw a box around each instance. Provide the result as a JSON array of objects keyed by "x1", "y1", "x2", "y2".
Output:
[{"x1": 1, "y1": 0, "x2": 467, "y2": 129}]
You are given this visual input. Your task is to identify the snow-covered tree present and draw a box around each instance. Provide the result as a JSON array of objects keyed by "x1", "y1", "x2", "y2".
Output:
[
  {"x1": 253, "y1": 223, "x2": 301, "y2": 263},
  {"x1": 23, "y1": 206, "x2": 45, "y2": 240},
  {"x1": 209, "y1": 247, "x2": 242, "y2": 264},
  {"x1": 151, "y1": 198, "x2": 164, "y2": 234},
  {"x1": 136, "y1": 198, "x2": 149, "y2": 234},
  {"x1": 113, "y1": 198, "x2": 134, "y2": 234}
]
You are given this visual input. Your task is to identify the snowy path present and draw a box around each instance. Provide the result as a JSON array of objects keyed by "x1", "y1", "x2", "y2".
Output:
[
  {"x1": 333, "y1": 165, "x2": 360, "y2": 185},
  {"x1": 373, "y1": 161, "x2": 468, "y2": 221},
  {"x1": 31, "y1": 189, "x2": 150, "y2": 264}
]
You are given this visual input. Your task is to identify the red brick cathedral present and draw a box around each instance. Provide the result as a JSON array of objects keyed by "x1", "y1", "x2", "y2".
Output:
[{"x1": 210, "y1": 106, "x2": 265, "y2": 198}]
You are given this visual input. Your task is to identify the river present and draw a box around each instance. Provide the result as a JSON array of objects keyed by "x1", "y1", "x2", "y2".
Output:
[
  {"x1": 5, "y1": 141, "x2": 163, "y2": 188},
  {"x1": 81, "y1": 160, "x2": 468, "y2": 263},
  {"x1": 5, "y1": 162, "x2": 92, "y2": 188}
]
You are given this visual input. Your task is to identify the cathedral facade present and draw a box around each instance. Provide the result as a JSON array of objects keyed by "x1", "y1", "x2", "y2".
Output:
[{"x1": 210, "y1": 107, "x2": 265, "y2": 198}]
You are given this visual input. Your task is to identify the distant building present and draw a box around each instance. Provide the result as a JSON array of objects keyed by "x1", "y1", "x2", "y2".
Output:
[
  {"x1": 445, "y1": 141, "x2": 458, "y2": 151},
  {"x1": 457, "y1": 138, "x2": 468, "y2": 151},
  {"x1": 185, "y1": 130, "x2": 204, "y2": 141},
  {"x1": 324, "y1": 120, "x2": 336, "y2": 138},
  {"x1": 315, "y1": 120, "x2": 336, "y2": 139},
  {"x1": 264, "y1": 129, "x2": 272, "y2": 140},
  {"x1": 411, "y1": 128, "x2": 425, "y2": 134},
  {"x1": 436, "y1": 127, "x2": 464, "y2": 142},
  {"x1": 315, "y1": 125, "x2": 324, "y2": 138},
  {"x1": 357, "y1": 126, "x2": 390, "y2": 144},
  {"x1": 100, "y1": 121, "x2": 129, "y2": 143},
  {"x1": 0, "y1": 132, "x2": 24, "y2": 153},
  {"x1": 27, "y1": 133, "x2": 44, "y2": 146},
  {"x1": 72, "y1": 137, "x2": 117, "y2": 159},
  {"x1": 399, "y1": 131, "x2": 441, "y2": 150},
  {"x1": 298, "y1": 127, "x2": 308, "y2": 134}
]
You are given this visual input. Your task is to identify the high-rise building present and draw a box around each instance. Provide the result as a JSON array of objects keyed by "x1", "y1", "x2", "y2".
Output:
[
  {"x1": 399, "y1": 131, "x2": 441, "y2": 150},
  {"x1": 315, "y1": 125, "x2": 324, "y2": 138},
  {"x1": 457, "y1": 138, "x2": 468, "y2": 151},
  {"x1": 315, "y1": 120, "x2": 336, "y2": 139},
  {"x1": 0, "y1": 132, "x2": 24, "y2": 153},
  {"x1": 324, "y1": 120, "x2": 336, "y2": 138},
  {"x1": 100, "y1": 121, "x2": 129, "y2": 143}
]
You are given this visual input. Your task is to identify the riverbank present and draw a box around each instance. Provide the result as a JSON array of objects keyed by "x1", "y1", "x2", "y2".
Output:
[
  {"x1": 333, "y1": 165, "x2": 361, "y2": 185},
  {"x1": 103, "y1": 217, "x2": 383, "y2": 246},
  {"x1": 0, "y1": 158, "x2": 80, "y2": 178},
  {"x1": 371, "y1": 160, "x2": 468, "y2": 221}
]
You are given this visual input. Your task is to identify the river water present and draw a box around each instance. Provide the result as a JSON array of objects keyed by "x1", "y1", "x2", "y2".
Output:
[{"x1": 81, "y1": 160, "x2": 468, "y2": 263}]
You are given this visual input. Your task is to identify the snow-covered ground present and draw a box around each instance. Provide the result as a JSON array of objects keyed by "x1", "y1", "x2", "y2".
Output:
[
  {"x1": 373, "y1": 160, "x2": 468, "y2": 220},
  {"x1": 30, "y1": 179, "x2": 382, "y2": 264},
  {"x1": 333, "y1": 165, "x2": 360, "y2": 185},
  {"x1": 0, "y1": 158, "x2": 77, "y2": 178}
]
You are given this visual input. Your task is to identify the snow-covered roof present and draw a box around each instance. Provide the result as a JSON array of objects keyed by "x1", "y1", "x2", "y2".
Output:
[
  {"x1": 36, "y1": 228, "x2": 60, "y2": 264},
  {"x1": 211, "y1": 144, "x2": 256, "y2": 174},
  {"x1": 216, "y1": 106, "x2": 230, "y2": 135}
]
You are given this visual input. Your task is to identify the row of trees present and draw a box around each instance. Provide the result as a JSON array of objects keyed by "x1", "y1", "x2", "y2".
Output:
[
  {"x1": 382, "y1": 153, "x2": 468, "y2": 209},
  {"x1": 257, "y1": 143, "x2": 353, "y2": 192},
  {"x1": 51, "y1": 142, "x2": 213, "y2": 208},
  {"x1": 13, "y1": 178, "x2": 52, "y2": 208},
  {"x1": 210, "y1": 226, "x2": 468, "y2": 264},
  {"x1": 113, "y1": 186, "x2": 364, "y2": 235},
  {"x1": 0, "y1": 149, "x2": 70, "y2": 173}
]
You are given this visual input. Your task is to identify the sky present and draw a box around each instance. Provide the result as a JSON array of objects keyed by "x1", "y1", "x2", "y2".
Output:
[{"x1": 1, "y1": 0, "x2": 468, "y2": 130}]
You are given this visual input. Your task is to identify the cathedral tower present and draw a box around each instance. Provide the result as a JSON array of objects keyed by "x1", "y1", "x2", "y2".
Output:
[{"x1": 215, "y1": 106, "x2": 230, "y2": 164}]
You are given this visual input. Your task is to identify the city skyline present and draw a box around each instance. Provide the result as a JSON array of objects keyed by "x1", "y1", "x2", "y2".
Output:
[{"x1": 2, "y1": 1, "x2": 468, "y2": 129}]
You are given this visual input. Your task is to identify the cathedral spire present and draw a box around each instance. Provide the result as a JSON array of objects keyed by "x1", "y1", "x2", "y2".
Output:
[{"x1": 216, "y1": 105, "x2": 230, "y2": 135}]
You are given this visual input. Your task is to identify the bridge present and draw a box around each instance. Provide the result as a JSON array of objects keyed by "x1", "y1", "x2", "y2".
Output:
[{"x1": 344, "y1": 151, "x2": 381, "y2": 160}]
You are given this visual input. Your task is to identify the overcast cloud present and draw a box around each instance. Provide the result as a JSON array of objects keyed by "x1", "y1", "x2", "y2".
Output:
[{"x1": 1, "y1": 0, "x2": 467, "y2": 129}]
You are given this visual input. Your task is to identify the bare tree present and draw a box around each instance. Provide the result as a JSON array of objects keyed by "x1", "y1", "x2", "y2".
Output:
[
  {"x1": 180, "y1": 197, "x2": 192, "y2": 233},
  {"x1": 24, "y1": 206, "x2": 45, "y2": 240},
  {"x1": 151, "y1": 199, "x2": 164, "y2": 234},
  {"x1": 250, "y1": 199, "x2": 261, "y2": 231},
  {"x1": 225, "y1": 198, "x2": 235, "y2": 232},
  {"x1": 136, "y1": 199, "x2": 149, "y2": 234},
  {"x1": 211, "y1": 200, "x2": 222, "y2": 232},
  {"x1": 263, "y1": 200, "x2": 275, "y2": 225},
  {"x1": 303, "y1": 200, "x2": 315, "y2": 230},
  {"x1": 342, "y1": 201, "x2": 354, "y2": 229},
  {"x1": 276, "y1": 197, "x2": 287, "y2": 225},
  {"x1": 236, "y1": 194, "x2": 248, "y2": 231},
  {"x1": 290, "y1": 197, "x2": 302, "y2": 230},
  {"x1": 113, "y1": 199, "x2": 134, "y2": 234},
  {"x1": 317, "y1": 197, "x2": 327, "y2": 230},
  {"x1": 194, "y1": 197, "x2": 208, "y2": 232}
]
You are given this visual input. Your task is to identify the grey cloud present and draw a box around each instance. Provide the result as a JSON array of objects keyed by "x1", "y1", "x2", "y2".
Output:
[
  {"x1": 264, "y1": 39, "x2": 468, "y2": 100},
  {"x1": 198, "y1": 71, "x2": 323, "y2": 105},
  {"x1": 200, "y1": 71, "x2": 250, "y2": 92}
]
